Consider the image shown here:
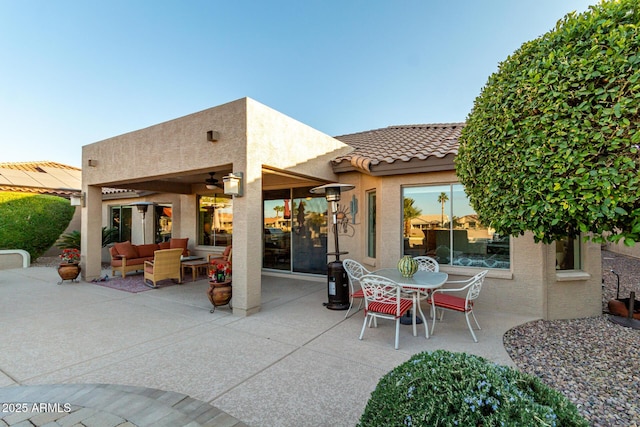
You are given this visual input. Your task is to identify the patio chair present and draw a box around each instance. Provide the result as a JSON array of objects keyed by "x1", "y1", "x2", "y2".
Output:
[
  {"x1": 405, "y1": 256, "x2": 440, "y2": 309},
  {"x1": 414, "y1": 256, "x2": 439, "y2": 272},
  {"x1": 143, "y1": 248, "x2": 183, "y2": 288},
  {"x1": 428, "y1": 270, "x2": 488, "y2": 342},
  {"x1": 343, "y1": 259, "x2": 371, "y2": 319},
  {"x1": 359, "y1": 274, "x2": 416, "y2": 350}
]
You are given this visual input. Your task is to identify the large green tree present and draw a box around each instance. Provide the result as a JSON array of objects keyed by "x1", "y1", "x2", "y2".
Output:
[{"x1": 456, "y1": 0, "x2": 640, "y2": 245}]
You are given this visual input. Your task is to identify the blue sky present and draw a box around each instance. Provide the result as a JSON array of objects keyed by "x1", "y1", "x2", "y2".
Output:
[{"x1": 1, "y1": 0, "x2": 595, "y2": 168}]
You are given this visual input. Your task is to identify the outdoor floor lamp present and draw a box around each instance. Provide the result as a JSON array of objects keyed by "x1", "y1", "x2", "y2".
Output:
[
  {"x1": 310, "y1": 183, "x2": 355, "y2": 310},
  {"x1": 129, "y1": 202, "x2": 155, "y2": 244}
]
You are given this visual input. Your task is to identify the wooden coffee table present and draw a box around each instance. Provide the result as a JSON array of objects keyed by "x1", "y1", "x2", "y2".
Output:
[{"x1": 181, "y1": 259, "x2": 209, "y2": 282}]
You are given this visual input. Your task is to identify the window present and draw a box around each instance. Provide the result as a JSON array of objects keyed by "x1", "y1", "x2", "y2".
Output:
[
  {"x1": 556, "y1": 235, "x2": 581, "y2": 270},
  {"x1": 198, "y1": 195, "x2": 233, "y2": 247},
  {"x1": 154, "y1": 204, "x2": 172, "y2": 243},
  {"x1": 402, "y1": 184, "x2": 510, "y2": 269},
  {"x1": 367, "y1": 191, "x2": 376, "y2": 258},
  {"x1": 110, "y1": 206, "x2": 132, "y2": 243}
]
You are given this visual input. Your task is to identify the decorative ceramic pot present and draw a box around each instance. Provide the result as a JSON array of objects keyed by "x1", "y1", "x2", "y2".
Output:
[
  {"x1": 58, "y1": 263, "x2": 81, "y2": 284},
  {"x1": 207, "y1": 280, "x2": 232, "y2": 309},
  {"x1": 397, "y1": 255, "x2": 418, "y2": 278}
]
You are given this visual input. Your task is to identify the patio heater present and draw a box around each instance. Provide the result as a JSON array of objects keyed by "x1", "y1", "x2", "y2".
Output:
[
  {"x1": 129, "y1": 202, "x2": 155, "y2": 244},
  {"x1": 310, "y1": 183, "x2": 355, "y2": 310}
]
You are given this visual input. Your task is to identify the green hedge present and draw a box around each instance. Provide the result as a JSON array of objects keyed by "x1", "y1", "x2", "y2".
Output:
[
  {"x1": 358, "y1": 350, "x2": 588, "y2": 427},
  {"x1": 456, "y1": 0, "x2": 640, "y2": 244},
  {"x1": 0, "y1": 192, "x2": 75, "y2": 261}
]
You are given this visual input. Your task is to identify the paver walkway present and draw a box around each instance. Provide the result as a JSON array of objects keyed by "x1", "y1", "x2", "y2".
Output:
[{"x1": 0, "y1": 384, "x2": 246, "y2": 427}]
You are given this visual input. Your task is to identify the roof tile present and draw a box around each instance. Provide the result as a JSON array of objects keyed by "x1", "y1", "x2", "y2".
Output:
[{"x1": 333, "y1": 123, "x2": 464, "y2": 172}]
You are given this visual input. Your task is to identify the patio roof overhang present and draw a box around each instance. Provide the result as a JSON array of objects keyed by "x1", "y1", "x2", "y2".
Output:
[{"x1": 93, "y1": 166, "x2": 330, "y2": 198}]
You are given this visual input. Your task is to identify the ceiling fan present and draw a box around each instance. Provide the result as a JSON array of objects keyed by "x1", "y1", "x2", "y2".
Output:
[{"x1": 205, "y1": 172, "x2": 220, "y2": 189}]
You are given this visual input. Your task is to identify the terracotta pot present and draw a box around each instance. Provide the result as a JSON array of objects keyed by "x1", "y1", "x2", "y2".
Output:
[
  {"x1": 208, "y1": 281, "x2": 232, "y2": 308},
  {"x1": 58, "y1": 263, "x2": 81, "y2": 283}
]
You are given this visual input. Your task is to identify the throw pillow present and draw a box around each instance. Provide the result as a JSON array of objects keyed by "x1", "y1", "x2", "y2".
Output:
[
  {"x1": 170, "y1": 238, "x2": 189, "y2": 256},
  {"x1": 114, "y1": 241, "x2": 139, "y2": 259}
]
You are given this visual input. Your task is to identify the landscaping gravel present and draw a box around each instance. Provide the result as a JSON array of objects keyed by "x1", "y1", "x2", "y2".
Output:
[{"x1": 504, "y1": 250, "x2": 640, "y2": 427}]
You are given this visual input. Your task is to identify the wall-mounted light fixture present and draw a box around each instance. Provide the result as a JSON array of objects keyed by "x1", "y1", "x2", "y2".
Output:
[
  {"x1": 87, "y1": 159, "x2": 98, "y2": 167},
  {"x1": 70, "y1": 193, "x2": 85, "y2": 207},
  {"x1": 207, "y1": 130, "x2": 220, "y2": 142},
  {"x1": 223, "y1": 172, "x2": 243, "y2": 197}
]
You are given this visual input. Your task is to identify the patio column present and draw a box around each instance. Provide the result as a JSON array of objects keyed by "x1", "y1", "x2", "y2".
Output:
[
  {"x1": 81, "y1": 185, "x2": 102, "y2": 281},
  {"x1": 229, "y1": 163, "x2": 262, "y2": 316}
]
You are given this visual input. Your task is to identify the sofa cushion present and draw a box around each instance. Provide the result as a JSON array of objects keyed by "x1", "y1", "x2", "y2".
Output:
[
  {"x1": 114, "y1": 241, "x2": 138, "y2": 259},
  {"x1": 158, "y1": 241, "x2": 170, "y2": 250},
  {"x1": 137, "y1": 244, "x2": 160, "y2": 258},
  {"x1": 170, "y1": 238, "x2": 189, "y2": 256}
]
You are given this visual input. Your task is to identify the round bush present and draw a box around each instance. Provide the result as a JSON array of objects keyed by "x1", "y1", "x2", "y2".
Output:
[
  {"x1": 456, "y1": 0, "x2": 640, "y2": 244},
  {"x1": 0, "y1": 192, "x2": 75, "y2": 261},
  {"x1": 358, "y1": 350, "x2": 588, "y2": 427}
]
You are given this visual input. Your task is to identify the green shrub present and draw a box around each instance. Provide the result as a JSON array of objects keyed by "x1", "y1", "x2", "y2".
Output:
[
  {"x1": 358, "y1": 350, "x2": 588, "y2": 427},
  {"x1": 456, "y1": 0, "x2": 640, "y2": 244},
  {"x1": 0, "y1": 192, "x2": 75, "y2": 261}
]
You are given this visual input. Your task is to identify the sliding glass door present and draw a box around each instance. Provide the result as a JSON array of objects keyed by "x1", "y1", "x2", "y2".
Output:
[{"x1": 263, "y1": 188, "x2": 328, "y2": 274}]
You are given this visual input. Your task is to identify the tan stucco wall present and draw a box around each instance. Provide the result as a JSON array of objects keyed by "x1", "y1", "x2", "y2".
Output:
[
  {"x1": 544, "y1": 239, "x2": 602, "y2": 320},
  {"x1": 605, "y1": 239, "x2": 640, "y2": 259}
]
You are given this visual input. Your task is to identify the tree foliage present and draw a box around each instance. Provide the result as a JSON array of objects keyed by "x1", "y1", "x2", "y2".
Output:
[{"x1": 456, "y1": 0, "x2": 640, "y2": 244}]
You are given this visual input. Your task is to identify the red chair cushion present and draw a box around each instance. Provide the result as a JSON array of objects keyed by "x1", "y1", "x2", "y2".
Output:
[
  {"x1": 222, "y1": 245, "x2": 232, "y2": 259},
  {"x1": 352, "y1": 289, "x2": 364, "y2": 298},
  {"x1": 429, "y1": 294, "x2": 472, "y2": 312},
  {"x1": 367, "y1": 298, "x2": 413, "y2": 317}
]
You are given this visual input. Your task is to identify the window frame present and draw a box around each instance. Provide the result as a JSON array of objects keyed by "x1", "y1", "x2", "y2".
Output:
[{"x1": 401, "y1": 183, "x2": 511, "y2": 270}]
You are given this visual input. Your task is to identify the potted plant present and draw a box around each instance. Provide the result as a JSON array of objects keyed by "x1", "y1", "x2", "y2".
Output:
[
  {"x1": 57, "y1": 248, "x2": 81, "y2": 284},
  {"x1": 207, "y1": 262, "x2": 232, "y2": 312},
  {"x1": 59, "y1": 248, "x2": 81, "y2": 264}
]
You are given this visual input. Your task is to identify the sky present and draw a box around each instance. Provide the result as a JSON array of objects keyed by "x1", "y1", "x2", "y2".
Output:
[{"x1": 1, "y1": 0, "x2": 596, "y2": 168}]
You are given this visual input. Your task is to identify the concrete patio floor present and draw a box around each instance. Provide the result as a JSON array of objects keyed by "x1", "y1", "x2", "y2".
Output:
[{"x1": 0, "y1": 265, "x2": 538, "y2": 426}]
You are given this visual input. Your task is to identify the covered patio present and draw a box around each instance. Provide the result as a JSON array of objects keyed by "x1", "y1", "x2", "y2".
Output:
[{"x1": 0, "y1": 265, "x2": 536, "y2": 426}]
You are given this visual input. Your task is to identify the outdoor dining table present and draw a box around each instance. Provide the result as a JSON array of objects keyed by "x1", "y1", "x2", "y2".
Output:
[{"x1": 372, "y1": 268, "x2": 448, "y2": 337}]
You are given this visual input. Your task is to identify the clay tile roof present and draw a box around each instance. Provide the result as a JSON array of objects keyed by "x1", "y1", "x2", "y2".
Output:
[
  {"x1": 0, "y1": 161, "x2": 80, "y2": 172},
  {"x1": 333, "y1": 123, "x2": 464, "y2": 174},
  {"x1": 0, "y1": 161, "x2": 81, "y2": 196}
]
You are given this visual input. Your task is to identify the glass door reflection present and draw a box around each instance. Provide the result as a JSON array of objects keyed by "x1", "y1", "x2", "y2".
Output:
[{"x1": 263, "y1": 190, "x2": 292, "y2": 270}]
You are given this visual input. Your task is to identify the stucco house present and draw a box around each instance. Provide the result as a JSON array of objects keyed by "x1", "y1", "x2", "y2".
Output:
[{"x1": 80, "y1": 97, "x2": 602, "y2": 320}]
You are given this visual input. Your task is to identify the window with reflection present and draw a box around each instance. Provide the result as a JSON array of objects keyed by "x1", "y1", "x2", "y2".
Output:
[
  {"x1": 556, "y1": 235, "x2": 581, "y2": 270},
  {"x1": 402, "y1": 184, "x2": 510, "y2": 269},
  {"x1": 110, "y1": 206, "x2": 132, "y2": 243},
  {"x1": 198, "y1": 195, "x2": 233, "y2": 247}
]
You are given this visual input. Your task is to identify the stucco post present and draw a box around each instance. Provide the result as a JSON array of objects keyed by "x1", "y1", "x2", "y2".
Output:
[
  {"x1": 230, "y1": 164, "x2": 263, "y2": 316},
  {"x1": 81, "y1": 185, "x2": 102, "y2": 281}
]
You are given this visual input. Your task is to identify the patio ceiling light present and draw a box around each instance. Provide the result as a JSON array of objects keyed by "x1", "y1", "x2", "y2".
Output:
[{"x1": 205, "y1": 172, "x2": 221, "y2": 190}]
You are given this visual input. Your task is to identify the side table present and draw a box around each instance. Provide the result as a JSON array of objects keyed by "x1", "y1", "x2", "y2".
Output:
[
  {"x1": 181, "y1": 259, "x2": 209, "y2": 282},
  {"x1": 207, "y1": 279, "x2": 232, "y2": 313}
]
